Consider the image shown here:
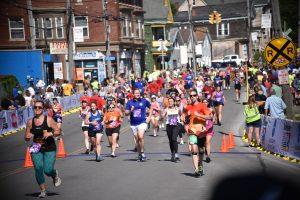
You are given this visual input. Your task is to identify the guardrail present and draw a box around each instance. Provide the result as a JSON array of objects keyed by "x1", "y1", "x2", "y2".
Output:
[{"x1": 0, "y1": 93, "x2": 82, "y2": 136}]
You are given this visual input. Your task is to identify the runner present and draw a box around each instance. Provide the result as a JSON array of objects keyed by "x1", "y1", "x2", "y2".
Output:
[
  {"x1": 104, "y1": 103, "x2": 123, "y2": 157},
  {"x1": 125, "y1": 89, "x2": 152, "y2": 162},
  {"x1": 25, "y1": 100, "x2": 62, "y2": 198},
  {"x1": 85, "y1": 102, "x2": 104, "y2": 162},
  {"x1": 234, "y1": 73, "x2": 242, "y2": 102},
  {"x1": 80, "y1": 100, "x2": 90, "y2": 154},
  {"x1": 51, "y1": 98, "x2": 63, "y2": 131},
  {"x1": 212, "y1": 86, "x2": 225, "y2": 126},
  {"x1": 163, "y1": 97, "x2": 181, "y2": 162},
  {"x1": 185, "y1": 90, "x2": 211, "y2": 177},
  {"x1": 175, "y1": 95, "x2": 185, "y2": 145},
  {"x1": 150, "y1": 95, "x2": 161, "y2": 137},
  {"x1": 202, "y1": 98, "x2": 214, "y2": 163}
]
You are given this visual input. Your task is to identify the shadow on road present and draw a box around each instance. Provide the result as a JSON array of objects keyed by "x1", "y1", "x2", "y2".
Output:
[{"x1": 25, "y1": 192, "x2": 59, "y2": 197}]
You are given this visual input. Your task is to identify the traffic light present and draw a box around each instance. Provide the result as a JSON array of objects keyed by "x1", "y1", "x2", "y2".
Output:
[{"x1": 209, "y1": 11, "x2": 222, "y2": 24}]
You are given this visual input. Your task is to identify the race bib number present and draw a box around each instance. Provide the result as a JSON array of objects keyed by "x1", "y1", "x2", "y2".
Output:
[
  {"x1": 133, "y1": 109, "x2": 142, "y2": 118},
  {"x1": 168, "y1": 114, "x2": 178, "y2": 125}
]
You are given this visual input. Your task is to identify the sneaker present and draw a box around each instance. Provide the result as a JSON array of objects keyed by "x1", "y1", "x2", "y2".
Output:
[
  {"x1": 179, "y1": 140, "x2": 184, "y2": 145},
  {"x1": 38, "y1": 190, "x2": 47, "y2": 198},
  {"x1": 53, "y1": 170, "x2": 61, "y2": 187},
  {"x1": 84, "y1": 149, "x2": 90, "y2": 154},
  {"x1": 111, "y1": 153, "x2": 117, "y2": 158},
  {"x1": 137, "y1": 154, "x2": 142, "y2": 162},
  {"x1": 171, "y1": 154, "x2": 176, "y2": 162},
  {"x1": 206, "y1": 156, "x2": 211, "y2": 163},
  {"x1": 194, "y1": 169, "x2": 200, "y2": 177},
  {"x1": 96, "y1": 155, "x2": 104, "y2": 162},
  {"x1": 141, "y1": 154, "x2": 147, "y2": 162},
  {"x1": 199, "y1": 165, "x2": 204, "y2": 176},
  {"x1": 175, "y1": 153, "x2": 180, "y2": 161}
]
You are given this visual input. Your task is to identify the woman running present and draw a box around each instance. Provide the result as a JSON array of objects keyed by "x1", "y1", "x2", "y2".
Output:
[
  {"x1": 234, "y1": 73, "x2": 242, "y2": 102},
  {"x1": 150, "y1": 95, "x2": 161, "y2": 137},
  {"x1": 51, "y1": 98, "x2": 63, "y2": 131},
  {"x1": 202, "y1": 98, "x2": 214, "y2": 163},
  {"x1": 163, "y1": 98, "x2": 181, "y2": 162},
  {"x1": 80, "y1": 100, "x2": 90, "y2": 154},
  {"x1": 212, "y1": 86, "x2": 225, "y2": 126},
  {"x1": 85, "y1": 102, "x2": 104, "y2": 162},
  {"x1": 104, "y1": 103, "x2": 123, "y2": 157},
  {"x1": 175, "y1": 96, "x2": 185, "y2": 145},
  {"x1": 25, "y1": 100, "x2": 61, "y2": 198}
]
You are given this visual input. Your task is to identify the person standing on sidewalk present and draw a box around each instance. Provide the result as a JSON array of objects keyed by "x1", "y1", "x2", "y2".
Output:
[
  {"x1": 125, "y1": 89, "x2": 152, "y2": 162},
  {"x1": 264, "y1": 89, "x2": 287, "y2": 119},
  {"x1": 24, "y1": 100, "x2": 62, "y2": 198}
]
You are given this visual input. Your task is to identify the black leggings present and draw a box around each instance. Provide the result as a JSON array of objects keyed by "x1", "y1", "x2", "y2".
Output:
[{"x1": 166, "y1": 125, "x2": 180, "y2": 154}]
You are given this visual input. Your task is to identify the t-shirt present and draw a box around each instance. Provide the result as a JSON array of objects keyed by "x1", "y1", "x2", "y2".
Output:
[
  {"x1": 186, "y1": 103, "x2": 210, "y2": 116},
  {"x1": 104, "y1": 109, "x2": 122, "y2": 128},
  {"x1": 63, "y1": 84, "x2": 73, "y2": 96},
  {"x1": 148, "y1": 82, "x2": 160, "y2": 94},
  {"x1": 125, "y1": 98, "x2": 151, "y2": 125},
  {"x1": 255, "y1": 94, "x2": 267, "y2": 114}
]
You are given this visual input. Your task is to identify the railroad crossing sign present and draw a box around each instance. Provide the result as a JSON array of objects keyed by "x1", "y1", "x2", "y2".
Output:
[{"x1": 264, "y1": 37, "x2": 297, "y2": 68}]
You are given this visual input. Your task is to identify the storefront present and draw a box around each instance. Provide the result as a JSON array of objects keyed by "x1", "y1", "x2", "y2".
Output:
[{"x1": 74, "y1": 51, "x2": 106, "y2": 83}]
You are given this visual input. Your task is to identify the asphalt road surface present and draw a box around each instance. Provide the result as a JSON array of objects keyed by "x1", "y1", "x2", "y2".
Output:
[{"x1": 0, "y1": 87, "x2": 299, "y2": 200}]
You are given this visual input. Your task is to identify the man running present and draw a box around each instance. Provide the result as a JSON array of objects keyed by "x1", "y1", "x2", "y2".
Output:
[{"x1": 125, "y1": 89, "x2": 152, "y2": 162}]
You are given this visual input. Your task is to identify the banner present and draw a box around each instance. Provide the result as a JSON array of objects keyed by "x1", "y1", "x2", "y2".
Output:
[
  {"x1": 73, "y1": 27, "x2": 84, "y2": 42},
  {"x1": 260, "y1": 116, "x2": 300, "y2": 160},
  {"x1": 50, "y1": 42, "x2": 68, "y2": 54},
  {"x1": 0, "y1": 93, "x2": 82, "y2": 136},
  {"x1": 54, "y1": 62, "x2": 64, "y2": 79}
]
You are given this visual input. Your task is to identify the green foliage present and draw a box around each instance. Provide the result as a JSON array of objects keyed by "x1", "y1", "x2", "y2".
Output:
[
  {"x1": 0, "y1": 75, "x2": 20, "y2": 99},
  {"x1": 279, "y1": 0, "x2": 298, "y2": 44},
  {"x1": 170, "y1": 1, "x2": 177, "y2": 16}
]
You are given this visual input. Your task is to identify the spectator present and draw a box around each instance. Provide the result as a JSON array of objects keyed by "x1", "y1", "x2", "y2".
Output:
[
  {"x1": 12, "y1": 83, "x2": 20, "y2": 99},
  {"x1": 254, "y1": 88, "x2": 267, "y2": 114},
  {"x1": 271, "y1": 80, "x2": 282, "y2": 98},
  {"x1": 62, "y1": 80, "x2": 73, "y2": 96},
  {"x1": 14, "y1": 90, "x2": 25, "y2": 107},
  {"x1": 24, "y1": 90, "x2": 33, "y2": 107},
  {"x1": 1, "y1": 97, "x2": 13, "y2": 110},
  {"x1": 264, "y1": 89, "x2": 286, "y2": 119},
  {"x1": 91, "y1": 79, "x2": 100, "y2": 90}
]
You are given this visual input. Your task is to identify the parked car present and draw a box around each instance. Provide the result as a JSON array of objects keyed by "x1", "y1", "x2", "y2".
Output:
[
  {"x1": 211, "y1": 61, "x2": 237, "y2": 69},
  {"x1": 223, "y1": 54, "x2": 244, "y2": 66}
]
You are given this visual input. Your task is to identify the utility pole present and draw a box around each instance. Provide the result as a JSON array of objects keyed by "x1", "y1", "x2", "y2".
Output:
[
  {"x1": 102, "y1": 0, "x2": 112, "y2": 78},
  {"x1": 66, "y1": 0, "x2": 74, "y2": 81},
  {"x1": 271, "y1": 0, "x2": 294, "y2": 119},
  {"x1": 246, "y1": 0, "x2": 251, "y2": 101},
  {"x1": 187, "y1": 0, "x2": 196, "y2": 73},
  {"x1": 27, "y1": 0, "x2": 36, "y2": 49}
]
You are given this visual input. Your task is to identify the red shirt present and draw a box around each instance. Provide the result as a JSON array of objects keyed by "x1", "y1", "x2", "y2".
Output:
[
  {"x1": 156, "y1": 77, "x2": 164, "y2": 89},
  {"x1": 147, "y1": 82, "x2": 160, "y2": 94},
  {"x1": 203, "y1": 86, "x2": 215, "y2": 97},
  {"x1": 90, "y1": 95, "x2": 105, "y2": 110},
  {"x1": 186, "y1": 103, "x2": 210, "y2": 116}
]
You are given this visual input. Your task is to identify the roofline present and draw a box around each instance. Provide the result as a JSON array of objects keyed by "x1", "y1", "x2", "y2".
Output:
[{"x1": 174, "y1": 16, "x2": 247, "y2": 24}]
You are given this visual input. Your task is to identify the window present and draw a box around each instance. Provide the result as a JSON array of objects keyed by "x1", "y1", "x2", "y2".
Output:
[
  {"x1": 8, "y1": 17, "x2": 25, "y2": 40},
  {"x1": 44, "y1": 18, "x2": 53, "y2": 38},
  {"x1": 136, "y1": 19, "x2": 142, "y2": 38},
  {"x1": 74, "y1": 16, "x2": 89, "y2": 38},
  {"x1": 55, "y1": 17, "x2": 64, "y2": 38},
  {"x1": 152, "y1": 27, "x2": 164, "y2": 40},
  {"x1": 217, "y1": 23, "x2": 229, "y2": 37},
  {"x1": 34, "y1": 18, "x2": 43, "y2": 39},
  {"x1": 121, "y1": 14, "x2": 131, "y2": 37}
]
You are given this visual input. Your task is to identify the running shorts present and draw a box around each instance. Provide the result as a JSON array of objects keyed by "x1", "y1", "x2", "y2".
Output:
[
  {"x1": 105, "y1": 126, "x2": 121, "y2": 136},
  {"x1": 130, "y1": 123, "x2": 148, "y2": 135},
  {"x1": 82, "y1": 126, "x2": 89, "y2": 131},
  {"x1": 88, "y1": 130, "x2": 103, "y2": 137}
]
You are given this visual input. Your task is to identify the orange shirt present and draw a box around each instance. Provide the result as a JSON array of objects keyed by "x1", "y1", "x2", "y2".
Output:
[
  {"x1": 186, "y1": 102, "x2": 210, "y2": 116},
  {"x1": 104, "y1": 109, "x2": 122, "y2": 128}
]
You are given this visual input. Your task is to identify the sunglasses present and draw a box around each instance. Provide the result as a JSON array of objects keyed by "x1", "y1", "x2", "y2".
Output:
[
  {"x1": 34, "y1": 106, "x2": 43, "y2": 110},
  {"x1": 190, "y1": 94, "x2": 197, "y2": 97},
  {"x1": 109, "y1": 106, "x2": 115, "y2": 109}
]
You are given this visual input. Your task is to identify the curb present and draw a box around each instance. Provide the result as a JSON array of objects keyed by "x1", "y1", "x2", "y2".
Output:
[
  {"x1": 242, "y1": 133, "x2": 300, "y2": 164},
  {"x1": 0, "y1": 107, "x2": 81, "y2": 139}
]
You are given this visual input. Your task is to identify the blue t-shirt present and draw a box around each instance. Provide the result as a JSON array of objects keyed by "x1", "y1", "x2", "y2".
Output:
[{"x1": 126, "y1": 98, "x2": 151, "y2": 125}]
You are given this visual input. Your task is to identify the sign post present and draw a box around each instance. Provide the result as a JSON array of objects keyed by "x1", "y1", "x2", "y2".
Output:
[{"x1": 264, "y1": 37, "x2": 297, "y2": 119}]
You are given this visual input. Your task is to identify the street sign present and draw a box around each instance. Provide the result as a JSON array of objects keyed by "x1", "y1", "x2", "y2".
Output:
[
  {"x1": 261, "y1": 13, "x2": 272, "y2": 29},
  {"x1": 105, "y1": 56, "x2": 116, "y2": 61},
  {"x1": 50, "y1": 42, "x2": 68, "y2": 54},
  {"x1": 264, "y1": 37, "x2": 297, "y2": 68},
  {"x1": 278, "y1": 69, "x2": 289, "y2": 85}
]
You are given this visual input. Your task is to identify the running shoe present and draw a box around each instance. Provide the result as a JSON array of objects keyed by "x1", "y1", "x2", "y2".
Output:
[
  {"x1": 141, "y1": 154, "x2": 147, "y2": 162},
  {"x1": 199, "y1": 165, "x2": 204, "y2": 176},
  {"x1": 38, "y1": 190, "x2": 47, "y2": 198},
  {"x1": 96, "y1": 155, "x2": 104, "y2": 162},
  {"x1": 111, "y1": 153, "x2": 117, "y2": 158},
  {"x1": 53, "y1": 170, "x2": 62, "y2": 187},
  {"x1": 179, "y1": 140, "x2": 185, "y2": 145},
  {"x1": 194, "y1": 169, "x2": 200, "y2": 177},
  {"x1": 171, "y1": 154, "x2": 176, "y2": 163},
  {"x1": 175, "y1": 153, "x2": 180, "y2": 161},
  {"x1": 137, "y1": 154, "x2": 142, "y2": 162},
  {"x1": 206, "y1": 156, "x2": 211, "y2": 163},
  {"x1": 84, "y1": 149, "x2": 90, "y2": 154}
]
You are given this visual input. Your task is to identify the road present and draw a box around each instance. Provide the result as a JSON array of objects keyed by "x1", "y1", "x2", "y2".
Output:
[{"x1": 0, "y1": 87, "x2": 299, "y2": 200}]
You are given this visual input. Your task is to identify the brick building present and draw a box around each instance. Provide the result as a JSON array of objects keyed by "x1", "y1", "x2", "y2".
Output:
[{"x1": 0, "y1": 0, "x2": 145, "y2": 84}]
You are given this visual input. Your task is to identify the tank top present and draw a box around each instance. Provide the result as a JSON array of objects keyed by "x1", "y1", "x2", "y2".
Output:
[
  {"x1": 31, "y1": 116, "x2": 56, "y2": 152},
  {"x1": 215, "y1": 91, "x2": 223, "y2": 102},
  {"x1": 89, "y1": 110, "x2": 103, "y2": 132},
  {"x1": 166, "y1": 107, "x2": 180, "y2": 125}
]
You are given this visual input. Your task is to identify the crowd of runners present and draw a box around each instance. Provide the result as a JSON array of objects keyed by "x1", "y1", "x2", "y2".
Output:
[{"x1": 21, "y1": 60, "x2": 300, "y2": 197}]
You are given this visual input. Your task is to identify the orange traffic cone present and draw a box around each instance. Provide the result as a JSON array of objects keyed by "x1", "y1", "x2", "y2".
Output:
[
  {"x1": 228, "y1": 131, "x2": 236, "y2": 149},
  {"x1": 220, "y1": 134, "x2": 229, "y2": 153},
  {"x1": 56, "y1": 138, "x2": 67, "y2": 158},
  {"x1": 24, "y1": 147, "x2": 34, "y2": 168}
]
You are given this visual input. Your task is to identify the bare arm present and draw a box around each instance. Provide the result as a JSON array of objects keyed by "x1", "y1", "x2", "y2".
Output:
[
  {"x1": 24, "y1": 119, "x2": 33, "y2": 141},
  {"x1": 47, "y1": 117, "x2": 60, "y2": 137}
]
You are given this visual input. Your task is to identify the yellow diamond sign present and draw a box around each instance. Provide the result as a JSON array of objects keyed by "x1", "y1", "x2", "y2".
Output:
[{"x1": 264, "y1": 37, "x2": 296, "y2": 68}]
